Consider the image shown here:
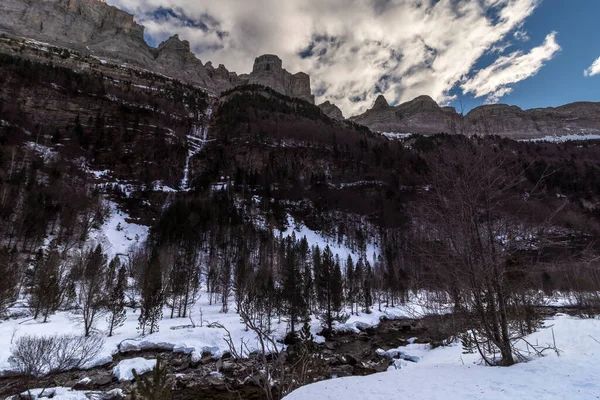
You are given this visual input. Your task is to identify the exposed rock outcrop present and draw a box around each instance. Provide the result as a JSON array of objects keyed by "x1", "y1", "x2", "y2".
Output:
[
  {"x1": 241, "y1": 54, "x2": 315, "y2": 103},
  {"x1": 352, "y1": 95, "x2": 600, "y2": 139},
  {"x1": 319, "y1": 101, "x2": 344, "y2": 121},
  {"x1": 351, "y1": 95, "x2": 456, "y2": 135},
  {"x1": 465, "y1": 102, "x2": 600, "y2": 138},
  {"x1": 0, "y1": 0, "x2": 154, "y2": 66},
  {"x1": 0, "y1": 0, "x2": 315, "y2": 102}
]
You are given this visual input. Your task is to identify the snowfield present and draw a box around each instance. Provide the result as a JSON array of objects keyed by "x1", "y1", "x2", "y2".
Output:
[
  {"x1": 278, "y1": 214, "x2": 379, "y2": 263},
  {"x1": 88, "y1": 201, "x2": 148, "y2": 260},
  {"x1": 0, "y1": 293, "x2": 327, "y2": 376},
  {"x1": 286, "y1": 314, "x2": 600, "y2": 400}
]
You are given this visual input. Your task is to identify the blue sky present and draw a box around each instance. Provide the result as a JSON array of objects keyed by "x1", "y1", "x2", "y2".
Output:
[
  {"x1": 110, "y1": 0, "x2": 600, "y2": 116},
  {"x1": 452, "y1": 0, "x2": 600, "y2": 112}
]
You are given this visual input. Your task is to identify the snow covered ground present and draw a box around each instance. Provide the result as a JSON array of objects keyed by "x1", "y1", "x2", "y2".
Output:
[
  {"x1": 0, "y1": 288, "x2": 436, "y2": 376},
  {"x1": 278, "y1": 214, "x2": 379, "y2": 263},
  {"x1": 87, "y1": 201, "x2": 148, "y2": 260},
  {"x1": 380, "y1": 132, "x2": 413, "y2": 140},
  {"x1": 520, "y1": 133, "x2": 600, "y2": 143},
  {"x1": 0, "y1": 291, "x2": 327, "y2": 376},
  {"x1": 286, "y1": 314, "x2": 600, "y2": 400}
]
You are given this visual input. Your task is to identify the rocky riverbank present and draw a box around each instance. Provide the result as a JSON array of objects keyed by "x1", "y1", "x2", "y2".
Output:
[{"x1": 0, "y1": 317, "x2": 430, "y2": 400}]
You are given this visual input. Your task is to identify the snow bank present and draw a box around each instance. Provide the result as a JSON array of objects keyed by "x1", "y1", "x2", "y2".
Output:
[
  {"x1": 286, "y1": 314, "x2": 600, "y2": 400},
  {"x1": 113, "y1": 357, "x2": 156, "y2": 381},
  {"x1": 10, "y1": 387, "x2": 123, "y2": 400}
]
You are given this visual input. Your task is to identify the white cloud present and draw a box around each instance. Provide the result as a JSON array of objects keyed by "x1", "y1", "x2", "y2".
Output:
[
  {"x1": 584, "y1": 57, "x2": 600, "y2": 77},
  {"x1": 108, "y1": 0, "x2": 548, "y2": 116},
  {"x1": 461, "y1": 31, "x2": 560, "y2": 104}
]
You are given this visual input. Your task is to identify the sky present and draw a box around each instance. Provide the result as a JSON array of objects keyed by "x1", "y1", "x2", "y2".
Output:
[{"x1": 106, "y1": 0, "x2": 600, "y2": 117}]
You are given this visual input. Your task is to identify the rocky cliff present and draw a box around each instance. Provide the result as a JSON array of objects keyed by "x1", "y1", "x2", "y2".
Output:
[
  {"x1": 352, "y1": 95, "x2": 600, "y2": 139},
  {"x1": 239, "y1": 55, "x2": 314, "y2": 104},
  {"x1": 318, "y1": 101, "x2": 344, "y2": 121},
  {"x1": 0, "y1": 0, "x2": 315, "y2": 102},
  {"x1": 350, "y1": 95, "x2": 457, "y2": 135},
  {"x1": 465, "y1": 102, "x2": 600, "y2": 138}
]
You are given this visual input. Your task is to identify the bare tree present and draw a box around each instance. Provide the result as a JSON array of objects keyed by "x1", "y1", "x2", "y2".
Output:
[
  {"x1": 411, "y1": 142, "x2": 561, "y2": 366},
  {"x1": 76, "y1": 245, "x2": 108, "y2": 336},
  {"x1": 217, "y1": 301, "x2": 324, "y2": 400}
]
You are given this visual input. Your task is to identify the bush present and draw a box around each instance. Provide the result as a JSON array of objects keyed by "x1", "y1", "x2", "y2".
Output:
[{"x1": 9, "y1": 334, "x2": 104, "y2": 376}]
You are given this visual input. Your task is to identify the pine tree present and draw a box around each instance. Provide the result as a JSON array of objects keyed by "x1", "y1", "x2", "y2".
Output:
[
  {"x1": 299, "y1": 237, "x2": 313, "y2": 315},
  {"x1": 316, "y1": 246, "x2": 343, "y2": 332},
  {"x1": 354, "y1": 258, "x2": 364, "y2": 314},
  {"x1": 106, "y1": 264, "x2": 127, "y2": 337},
  {"x1": 132, "y1": 356, "x2": 172, "y2": 400},
  {"x1": 331, "y1": 257, "x2": 344, "y2": 317},
  {"x1": 0, "y1": 246, "x2": 18, "y2": 315},
  {"x1": 138, "y1": 256, "x2": 163, "y2": 335},
  {"x1": 281, "y1": 236, "x2": 307, "y2": 337},
  {"x1": 311, "y1": 245, "x2": 322, "y2": 314},
  {"x1": 30, "y1": 243, "x2": 63, "y2": 322},
  {"x1": 345, "y1": 255, "x2": 355, "y2": 315},
  {"x1": 363, "y1": 260, "x2": 373, "y2": 314}
]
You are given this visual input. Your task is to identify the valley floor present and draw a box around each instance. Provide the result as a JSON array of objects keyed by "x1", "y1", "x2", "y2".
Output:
[{"x1": 286, "y1": 314, "x2": 600, "y2": 400}]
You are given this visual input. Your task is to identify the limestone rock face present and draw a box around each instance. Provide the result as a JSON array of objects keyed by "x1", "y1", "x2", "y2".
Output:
[
  {"x1": 0, "y1": 0, "x2": 154, "y2": 66},
  {"x1": 352, "y1": 94, "x2": 600, "y2": 139},
  {"x1": 318, "y1": 101, "x2": 344, "y2": 121},
  {"x1": 0, "y1": 0, "x2": 315, "y2": 102},
  {"x1": 465, "y1": 102, "x2": 600, "y2": 138},
  {"x1": 154, "y1": 35, "x2": 238, "y2": 94},
  {"x1": 351, "y1": 95, "x2": 456, "y2": 134},
  {"x1": 245, "y1": 55, "x2": 315, "y2": 103}
]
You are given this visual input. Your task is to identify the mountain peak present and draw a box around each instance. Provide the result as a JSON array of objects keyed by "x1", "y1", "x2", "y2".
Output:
[
  {"x1": 412, "y1": 95, "x2": 437, "y2": 104},
  {"x1": 372, "y1": 95, "x2": 390, "y2": 110}
]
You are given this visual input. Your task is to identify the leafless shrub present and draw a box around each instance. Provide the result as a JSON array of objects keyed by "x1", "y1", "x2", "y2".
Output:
[
  {"x1": 9, "y1": 334, "x2": 104, "y2": 377},
  {"x1": 218, "y1": 301, "x2": 325, "y2": 400}
]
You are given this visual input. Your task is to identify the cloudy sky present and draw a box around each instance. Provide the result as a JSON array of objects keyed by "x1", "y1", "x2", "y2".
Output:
[{"x1": 107, "y1": 0, "x2": 600, "y2": 117}]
